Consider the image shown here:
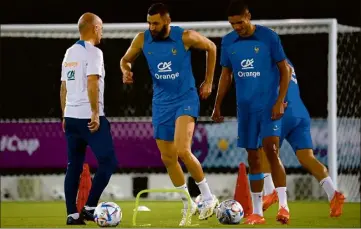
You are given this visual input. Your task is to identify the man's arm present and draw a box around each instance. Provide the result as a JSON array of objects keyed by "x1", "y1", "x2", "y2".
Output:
[
  {"x1": 60, "y1": 81, "x2": 66, "y2": 117},
  {"x1": 120, "y1": 32, "x2": 144, "y2": 73},
  {"x1": 87, "y1": 75, "x2": 99, "y2": 114},
  {"x1": 214, "y1": 67, "x2": 233, "y2": 109},
  {"x1": 276, "y1": 60, "x2": 291, "y2": 104},
  {"x1": 269, "y1": 31, "x2": 291, "y2": 104},
  {"x1": 183, "y1": 30, "x2": 217, "y2": 84},
  {"x1": 86, "y1": 49, "x2": 104, "y2": 115}
]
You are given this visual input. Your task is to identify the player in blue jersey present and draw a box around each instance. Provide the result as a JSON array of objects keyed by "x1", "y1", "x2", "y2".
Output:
[
  {"x1": 261, "y1": 60, "x2": 345, "y2": 218},
  {"x1": 120, "y1": 3, "x2": 219, "y2": 225},
  {"x1": 212, "y1": 0, "x2": 291, "y2": 224}
]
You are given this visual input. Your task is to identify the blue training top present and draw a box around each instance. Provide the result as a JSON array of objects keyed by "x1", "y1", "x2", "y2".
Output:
[
  {"x1": 143, "y1": 26, "x2": 196, "y2": 106},
  {"x1": 221, "y1": 25, "x2": 286, "y2": 112},
  {"x1": 284, "y1": 59, "x2": 310, "y2": 118}
]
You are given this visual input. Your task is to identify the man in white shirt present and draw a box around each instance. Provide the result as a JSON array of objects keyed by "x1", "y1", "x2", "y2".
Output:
[{"x1": 60, "y1": 12, "x2": 117, "y2": 225}]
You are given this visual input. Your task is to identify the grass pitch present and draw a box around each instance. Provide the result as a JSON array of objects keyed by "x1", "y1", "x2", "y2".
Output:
[{"x1": 1, "y1": 200, "x2": 360, "y2": 228}]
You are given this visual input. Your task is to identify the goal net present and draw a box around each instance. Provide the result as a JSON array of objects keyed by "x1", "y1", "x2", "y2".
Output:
[{"x1": 0, "y1": 19, "x2": 360, "y2": 202}]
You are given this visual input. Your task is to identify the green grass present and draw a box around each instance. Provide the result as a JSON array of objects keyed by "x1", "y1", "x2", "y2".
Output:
[{"x1": 1, "y1": 200, "x2": 360, "y2": 228}]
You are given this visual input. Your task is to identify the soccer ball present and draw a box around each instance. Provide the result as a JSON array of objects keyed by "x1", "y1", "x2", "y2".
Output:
[
  {"x1": 94, "y1": 202, "x2": 122, "y2": 227},
  {"x1": 215, "y1": 199, "x2": 244, "y2": 224},
  {"x1": 194, "y1": 194, "x2": 219, "y2": 214}
]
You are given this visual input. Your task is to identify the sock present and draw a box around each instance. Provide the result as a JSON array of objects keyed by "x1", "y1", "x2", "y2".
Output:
[
  {"x1": 86, "y1": 159, "x2": 117, "y2": 207},
  {"x1": 275, "y1": 187, "x2": 289, "y2": 211},
  {"x1": 263, "y1": 173, "x2": 275, "y2": 196},
  {"x1": 68, "y1": 213, "x2": 79, "y2": 219},
  {"x1": 320, "y1": 176, "x2": 336, "y2": 201},
  {"x1": 251, "y1": 192, "x2": 263, "y2": 216},
  {"x1": 195, "y1": 178, "x2": 213, "y2": 201},
  {"x1": 176, "y1": 184, "x2": 192, "y2": 209}
]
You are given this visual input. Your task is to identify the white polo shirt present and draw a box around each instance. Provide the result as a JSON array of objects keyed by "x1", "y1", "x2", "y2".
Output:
[{"x1": 61, "y1": 40, "x2": 105, "y2": 119}]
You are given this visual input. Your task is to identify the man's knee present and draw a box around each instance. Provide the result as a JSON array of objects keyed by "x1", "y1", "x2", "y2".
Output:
[
  {"x1": 247, "y1": 149, "x2": 261, "y2": 172},
  {"x1": 161, "y1": 152, "x2": 178, "y2": 167},
  {"x1": 174, "y1": 139, "x2": 192, "y2": 161},
  {"x1": 67, "y1": 158, "x2": 84, "y2": 173},
  {"x1": 177, "y1": 148, "x2": 192, "y2": 162},
  {"x1": 263, "y1": 136, "x2": 280, "y2": 158},
  {"x1": 97, "y1": 151, "x2": 118, "y2": 172},
  {"x1": 296, "y1": 149, "x2": 326, "y2": 170}
]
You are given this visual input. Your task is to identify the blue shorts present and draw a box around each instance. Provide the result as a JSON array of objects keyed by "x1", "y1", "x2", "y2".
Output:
[
  {"x1": 280, "y1": 113, "x2": 313, "y2": 152},
  {"x1": 236, "y1": 108, "x2": 262, "y2": 149},
  {"x1": 260, "y1": 106, "x2": 283, "y2": 140},
  {"x1": 64, "y1": 116, "x2": 117, "y2": 165},
  {"x1": 152, "y1": 89, "x2": 200, "y2": 141}
]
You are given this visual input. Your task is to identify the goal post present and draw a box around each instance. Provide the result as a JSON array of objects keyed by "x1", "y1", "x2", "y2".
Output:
[
  {"x1": 1, "y1": 18, "x2": 360, "y2": 201},
  {"x1": 328, "y1": 19, "x2": 338, "y2": 190}
]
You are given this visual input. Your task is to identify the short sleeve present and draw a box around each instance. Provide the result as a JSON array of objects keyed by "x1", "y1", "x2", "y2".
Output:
[
  {"x1": 269, "y1": 31, "x2": 286, "y2": 63},
  {"x1": 220, "y1": 38, "x2": 232, "y2": 69},
  {"x1": 87, "y1": 48, "x2": 103, "y2": 77}
]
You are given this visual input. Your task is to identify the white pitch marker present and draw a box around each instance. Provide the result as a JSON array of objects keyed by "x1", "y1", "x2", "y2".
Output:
[{"x1": 133, "y1": 205, "x2": 151, "y2": 212}]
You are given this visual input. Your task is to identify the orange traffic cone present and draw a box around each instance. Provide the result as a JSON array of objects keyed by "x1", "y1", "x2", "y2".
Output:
[
  {"x1": 76, "y1": 163, "x2": 92, "y2": 213},
  {"x1": 234, "y1": 163, "x2": 253, "y2": 217}
]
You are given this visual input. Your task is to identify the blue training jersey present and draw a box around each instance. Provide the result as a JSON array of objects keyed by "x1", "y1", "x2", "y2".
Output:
[
  {"x1": 284, "y1": 59, "x2": 310, "y2": 118},
  {"x1": 221, "y1": 25, "x2": 286, "y2": 112},
  {"x1": 143, "y1": 26, "x2": 196, "y2": 106}
]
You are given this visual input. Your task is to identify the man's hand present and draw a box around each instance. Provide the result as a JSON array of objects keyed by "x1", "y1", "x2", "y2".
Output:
[
  {"x1": 272, "y1": 101, "x2": 288, "y2": 120},
  {"x1": 88, "y1": 112, "x2": 100, "y2": 133},
  {"x1": 122, "y1": 70, "x2": 134, "y2": 84},
  {"x1": 211, "y1": 107, "x2": 224, "y2": 123},
  {"x1": 199, "y1": 80, "x2": 212, "y2": 99}
]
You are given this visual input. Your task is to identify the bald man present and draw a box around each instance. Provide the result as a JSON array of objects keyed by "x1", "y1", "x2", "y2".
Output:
[{"x1": 60, "y1": 12, "x2": 118, "y2": 225}]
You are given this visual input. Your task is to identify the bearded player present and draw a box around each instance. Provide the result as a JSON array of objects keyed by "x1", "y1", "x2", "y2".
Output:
[{"x1": 120, "y1": 3, "x2": 218, "y2": 226}]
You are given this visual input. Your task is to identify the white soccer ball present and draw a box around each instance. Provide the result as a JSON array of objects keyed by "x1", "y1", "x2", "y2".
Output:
[
  {"x1": 216, "y1": 199, "x2": 244, "y2": 224},
  {"x1": 94, "y1": 202, "x2": 122, "y2": 227}
]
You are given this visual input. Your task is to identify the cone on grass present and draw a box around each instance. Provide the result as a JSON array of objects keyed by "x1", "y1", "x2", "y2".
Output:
[
  {"x1": 76, "y1": 163, "x2": 92, "y2": 213},
  {"x1": 234, "y1": 163, "x2": 253, "y2": 217}
]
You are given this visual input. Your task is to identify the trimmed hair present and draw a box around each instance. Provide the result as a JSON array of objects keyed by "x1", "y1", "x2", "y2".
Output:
[
  {"x1": 148, "y1": 3, "x2": 169, "y2": 16},
  {"x1": 227, "y1": 0, "x2": 249, "y2": 17}
]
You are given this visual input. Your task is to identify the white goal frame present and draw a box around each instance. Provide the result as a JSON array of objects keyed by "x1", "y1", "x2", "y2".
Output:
[{"x1": 1, "y1": 18, "x2": 361, "y2": 189}]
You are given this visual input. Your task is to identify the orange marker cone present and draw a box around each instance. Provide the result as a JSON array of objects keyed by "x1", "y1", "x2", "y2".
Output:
[
  {"x1": 234, "y1": 163, "x2": 253, "y2": 217},
  {"x1": 76, "y1": 163, "x2": 92, "y2": 213}
]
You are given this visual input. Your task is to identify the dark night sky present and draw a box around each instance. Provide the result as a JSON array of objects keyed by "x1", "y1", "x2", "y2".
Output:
[{"x1": 1, "y1": 0, "x2": 360, "y2": 26}]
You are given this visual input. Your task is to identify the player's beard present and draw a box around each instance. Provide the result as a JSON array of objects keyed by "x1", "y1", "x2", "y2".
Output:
[{"x1": 151, "y1": 25, "x2": 168, "y2": 40}]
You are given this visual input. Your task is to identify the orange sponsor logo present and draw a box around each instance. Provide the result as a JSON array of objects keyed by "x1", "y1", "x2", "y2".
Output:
[{"x1": 64, "y1": 62, "x2": 78, "y2": 67}]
